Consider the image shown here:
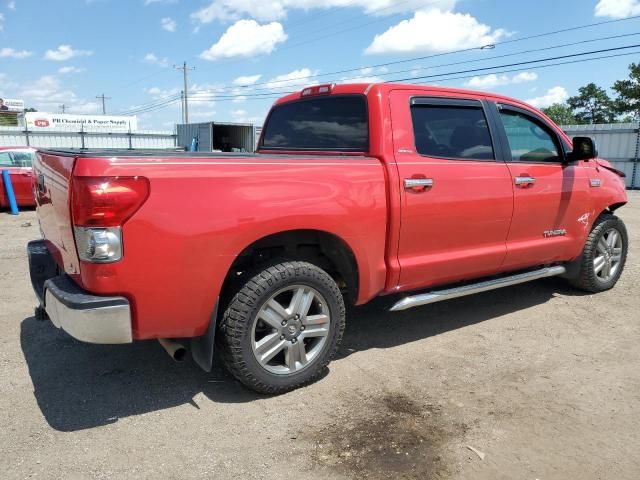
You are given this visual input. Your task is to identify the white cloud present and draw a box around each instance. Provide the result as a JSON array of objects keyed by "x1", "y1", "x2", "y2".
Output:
[
  {"x1": 365, "y1": 8, "x2": 507, "y2": 55},
  {"x1": 465, "y1": 71, "x2": 537, "y2": 89},
  {"x1": 232, "y1": 74, "x2": 262, "y2": 86},
  {"x1": 0, "y1": 13, "x2": 4, "y2": 31},
  {"x1": 200, "y1": 20, "x2": 287, "y2": 60},
  {"x1": 264, "y1": 68, "x2": 319, "y2": 91},
  {"x1": 44, "y1": 45, "x2": 93, "y2": 61},
  {"x1": 161, "y1": 17, "x2": 177, "y2": 32},
  {"x1": 190, "y1": 83, "x2": 224, "y2": 108},
  {"x1": 73, "y1": 102, "x2": 101, "y2": 114},
  {"x1": 58, "y1": 66, "x2": 86, "y2": 74},
  {"x1": 525, "y1": 86, "x2": 568, "y2": 108},
  {"x1": 191, "y1": 0, "x2": 455, "y2": 24},
  {"x1": 144, "y1": 53, "x2": 169, "y2": 67},
  {"x1": 0, "y1": 47, "x2": 33, "y2": 59},
  {"x1": 145, "y1": 86, "x2": 180, "y2": 99},
  {"x1": 190, "y1": 110, "x2": 217, "y2": 119},
  {"x1": 595, "y1": 0, "x2": 640, "y2": 18},
  {"x1": 230, "y1": 108, "x2": 262, "y2": 123},
  {"x1": 7, "y1": 2, "x2": 16, "y2": 10},
  {"x1": 17, "y1": 75, "x2": 100, "y2": 113},
  {"x1": 338, "y1": 67, "x2": 389, "y2": 84},
  {"x1": 144, "y1": 0, "x2": 177, "y2": 4},
  {"x1": 0, "y1": 72, "x2": 17, "y2": 93}
]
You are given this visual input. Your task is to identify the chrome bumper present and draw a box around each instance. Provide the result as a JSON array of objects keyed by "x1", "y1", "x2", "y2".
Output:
[{"x1": 27, "y1": 240, "x2": 133, "y2": 344}]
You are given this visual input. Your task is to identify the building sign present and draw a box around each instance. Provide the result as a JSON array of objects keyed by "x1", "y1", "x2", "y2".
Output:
[
  {"x1": 0, "y1": 98, "x2": 24, "y2": 112},
  {"x1": 24, "y1": 112, "x2": 138, "y2": 131}
]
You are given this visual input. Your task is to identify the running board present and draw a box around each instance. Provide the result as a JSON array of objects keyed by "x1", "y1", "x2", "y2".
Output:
[{"x1": 389, "y1": 265, "x2": 566, "y2": 312}]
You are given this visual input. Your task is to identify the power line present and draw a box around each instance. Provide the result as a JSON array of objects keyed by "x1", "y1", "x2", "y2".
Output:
[
  {"x1": 114, "y1": 47, "x2": 640, "y2": 120},
  {"x1": 387, "y1": 43, "x2": 640, "y2": 83},
  {"x1": 187, "y1": 43, "x2": 640, "y2": 102},
  {"x1": 197, "y1": 32, "x2": 640, "y2": 96},
  {"x1": 100, "y1": 11, "x2": 640, "y2": 104},
  {"x1": 412, "y1": 49, "x2": 640, "y2": 87},
  {"x1": 211, "y1": 15, "x2": 640, "y2": 93},
  {"x1": 111, "y1": 19, "x2": 640, "y2": 116},
  {"x1": 116, "y1": 95, "x2": 182, "y2": 116},
  {"x1": 120, "y1": 30, "x2": 638, "y2": 113}
]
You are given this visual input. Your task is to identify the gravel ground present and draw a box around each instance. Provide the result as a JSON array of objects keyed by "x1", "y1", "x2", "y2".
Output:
[{"x1": 1, "y1": 193, "x2": 639, "y2": 480}]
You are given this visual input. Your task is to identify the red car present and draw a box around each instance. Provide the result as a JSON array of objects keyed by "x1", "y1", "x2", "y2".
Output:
[
  {"x1": 28, "y1": 83, "x2": 628, "y2": 393},
  {"x1": 0, "y1": 146, "x2": 37, "y2": 208}
]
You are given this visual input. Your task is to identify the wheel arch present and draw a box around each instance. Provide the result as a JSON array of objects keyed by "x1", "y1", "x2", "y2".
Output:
[
  {"x1": 219, "y1": 229, "x2": 360, "y2": 308},
  {"x1": 606, "y1": 201, "x2": 627, "y2": 213}
]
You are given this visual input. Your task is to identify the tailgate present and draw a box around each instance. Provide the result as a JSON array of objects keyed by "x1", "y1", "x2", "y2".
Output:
[{"x1": 33, "y1": 151, "x2": 81, "y2": 276}]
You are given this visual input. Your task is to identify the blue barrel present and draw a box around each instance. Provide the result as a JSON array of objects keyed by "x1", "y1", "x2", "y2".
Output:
[{"x1": 1, "y1": 170, "x2": 19, "y2": 215}]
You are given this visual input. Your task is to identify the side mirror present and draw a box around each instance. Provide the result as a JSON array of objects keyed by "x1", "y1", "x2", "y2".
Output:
[{"x1": 570, "y1": 136, "x2": 598, "y2": 161}]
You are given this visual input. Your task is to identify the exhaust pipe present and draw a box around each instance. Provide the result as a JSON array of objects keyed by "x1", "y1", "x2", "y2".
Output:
[{"x1": 158, "y1": 338, "x2": 187, "y2": 362}]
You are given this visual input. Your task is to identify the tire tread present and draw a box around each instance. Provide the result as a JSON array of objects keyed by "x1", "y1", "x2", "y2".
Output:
[{"x1": 220, "y1": 261, "x2": 345, "y2": 394}]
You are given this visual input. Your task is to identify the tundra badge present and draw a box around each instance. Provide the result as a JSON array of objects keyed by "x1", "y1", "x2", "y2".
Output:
[{"x1": 543, "y1": 229, "x2": 567, "y2": 238}]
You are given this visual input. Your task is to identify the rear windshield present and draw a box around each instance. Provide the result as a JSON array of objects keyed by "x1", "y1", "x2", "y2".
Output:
[{"x1": 261, "y1": 95, "x2": 369, "y2": 151}]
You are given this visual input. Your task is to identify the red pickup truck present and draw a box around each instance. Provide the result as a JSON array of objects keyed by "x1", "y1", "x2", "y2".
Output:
[
  {"x1": 1, "y1": 146, "x2": 37, "y2": 208},
  {"x1": 28, "y1": 83, "x2": 628, "y2": 394}
]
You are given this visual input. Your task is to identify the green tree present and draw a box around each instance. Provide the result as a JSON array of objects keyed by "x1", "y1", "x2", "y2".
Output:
[
  {"x1": 541, "y1": 103, "x2": 578, "y2": 125},
  {"x1": 612, "y1": 63, "x2": 640, "y2": 121},
  {"x1": 567, "y1": 83, "x2": 616, "y2": 124}
]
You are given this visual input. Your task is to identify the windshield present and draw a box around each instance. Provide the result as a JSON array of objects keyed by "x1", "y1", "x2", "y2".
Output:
[{"x1": 261, "y1": 95, "x2": 369, "y2": 152}]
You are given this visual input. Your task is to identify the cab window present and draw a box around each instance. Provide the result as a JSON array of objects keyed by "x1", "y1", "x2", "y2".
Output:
[
  {"x1": 410, "y1": 104, "x2": 494, "y2": 160},
  {"x1": 0, "y1": 152, "x2": 12, "y2": 167},
  {"x1": 11, "y1": 151, "x2": 34, "y2": 167},
  {"x1": 499, "y1": 110, "x2": 561, "y2": 163}
]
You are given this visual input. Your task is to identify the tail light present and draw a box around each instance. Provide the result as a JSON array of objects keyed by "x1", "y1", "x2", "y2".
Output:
[
  {"x1": 301, "y1": 83, "x2": 335, "y2": 97},
  {"x1": 71, "y1": 176, "x2": 149, "y2": 263}
]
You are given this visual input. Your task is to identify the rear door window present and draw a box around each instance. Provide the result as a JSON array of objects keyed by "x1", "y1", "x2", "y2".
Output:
[
  {"x1": 410, "y1": 101, "x2": 495, "y2": 160},
  {"x1": 261, "y1": 95, "x2": 368, "y2": 151}
]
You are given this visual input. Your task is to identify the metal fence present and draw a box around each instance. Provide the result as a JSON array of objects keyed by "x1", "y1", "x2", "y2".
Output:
[
  {"x1": 561, "y1": 122, "x2": 640, "y2": 189},
  {"x1": 0, "y1": 125, "x2": 177, "y2": 150}
]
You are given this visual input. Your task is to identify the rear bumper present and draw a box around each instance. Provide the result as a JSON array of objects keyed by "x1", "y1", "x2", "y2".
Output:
[{"x1": 27, "y1": 240, "x2": 132, "y2": 344}]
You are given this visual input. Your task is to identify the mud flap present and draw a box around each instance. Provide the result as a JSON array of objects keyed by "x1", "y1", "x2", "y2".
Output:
[{"x1": 190, "y1": 300, "x2": 218, "y2": 372}]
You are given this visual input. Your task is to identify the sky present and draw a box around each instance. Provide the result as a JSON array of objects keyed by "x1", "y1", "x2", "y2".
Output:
[{"x1": 0, "y1": 0, "x2": 639, "y2": 130}]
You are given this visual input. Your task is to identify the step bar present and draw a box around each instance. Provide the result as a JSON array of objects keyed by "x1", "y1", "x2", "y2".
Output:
[{"x1": 389, "y1": 265, "x2": 566, "y2": 312}]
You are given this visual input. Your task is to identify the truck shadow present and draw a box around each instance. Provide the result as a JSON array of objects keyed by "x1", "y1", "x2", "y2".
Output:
[{"x1": 20, "y1": 277, "x2": 583, "y2": 432}]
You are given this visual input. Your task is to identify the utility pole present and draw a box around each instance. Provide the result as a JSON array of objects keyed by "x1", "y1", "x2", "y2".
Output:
[
  {"x1": 96, "y1": 94, "x2": 111, "y2": 114},
  {"x1": 180, "y1": 90, "x2": 185, "y2": 124},
  {"x1": 174, "y1": 61, "x2": 194, "y2": 124},
  {"x1": 59, "y1": 104, "x2": 67, "y2": 113}
]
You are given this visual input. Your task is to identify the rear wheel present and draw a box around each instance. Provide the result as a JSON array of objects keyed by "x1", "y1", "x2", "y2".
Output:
[
  {"x1": 568, "y1": 213, "x2": 628, "y2": 293},
  {"x1": 220, "y1": 261, "x2": 345, "y2": 394}
]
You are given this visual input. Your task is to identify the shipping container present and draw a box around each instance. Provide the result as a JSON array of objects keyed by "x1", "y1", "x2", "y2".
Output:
[
  {"x1": 561, "y1": 123, "x2": 640, "y2": 189},
  {"x1": 177, "y1": 122, "x2": 257, "y2": 152}
]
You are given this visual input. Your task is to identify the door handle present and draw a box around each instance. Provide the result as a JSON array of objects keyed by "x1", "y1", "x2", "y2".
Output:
[
  {"x1": 514, "y1": 176, "x2": 536, "y2": 187},
  {"x1": 404, "y1": 178, "x2": 434, "y2": 192}
]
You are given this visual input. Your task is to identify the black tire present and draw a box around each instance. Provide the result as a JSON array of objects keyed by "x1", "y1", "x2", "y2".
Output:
[
  {"x1": 568, "y1": 213, "x2": 628, "y2": 293},
  {"x1": 220, "y1": 261, "x2": 345, "y2": 394}
]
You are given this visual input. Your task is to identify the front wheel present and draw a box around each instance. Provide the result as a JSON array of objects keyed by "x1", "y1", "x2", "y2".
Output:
[
  {"x1": 220, "y1": 261, "x2": 345, "y2": 394},
  {"x1": 568, "y1": 213, "x2": 628, "y2": 293}
]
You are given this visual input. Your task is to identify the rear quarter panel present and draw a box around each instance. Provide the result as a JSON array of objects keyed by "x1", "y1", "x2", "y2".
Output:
[{"x1": 73, "y1": 155, "x2": 388, "y2": 339}]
